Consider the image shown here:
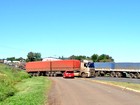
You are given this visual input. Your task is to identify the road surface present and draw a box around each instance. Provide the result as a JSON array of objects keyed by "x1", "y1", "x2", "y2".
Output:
[
  {"x1": 48, "y1": 77, "x2": 140, "y2": 105},
  {"x1": 91, "y1": 77, "x2": 140, "y2": 84}
]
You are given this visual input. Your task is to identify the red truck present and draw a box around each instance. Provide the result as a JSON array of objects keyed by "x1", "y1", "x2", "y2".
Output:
[{"x1": 25, "y1": 60, "x2": 95, "y2": 78}]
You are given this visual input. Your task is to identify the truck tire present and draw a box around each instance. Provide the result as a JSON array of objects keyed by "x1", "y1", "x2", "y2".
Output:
[
  {"x1": 46, "y1": 74, "x2": 50, "y2": 77},
  {"x1": 50, "y1": 73, "x2": 54, "y2": 77},
  {"x1": 116, "y1": 72, "x2": 122, "y2": 78},
  {"x1": 132, "y1": 73, "x2": 140, "y2": 79},
  {"x1": 136, "y1": 73, "x2": 140, "y2": 79},
  {"x1": 81, "y1": 73, "x2": 88, "y2": 78},
  {"x1": 130, "y1": 73, "x2": 137, "y2": 78},
  {"x1": 41, "y1": 72, "x2": 44, "y2": 76},
  {"x1": 95, "y1": 71, "x2": 100, "y2": 77},
  {"x1": 110, "y1": 72, "x2": 116, "y2": 77},
  {"x1": 32, "y1": 73, "x2": 36, "y2": 77},
  {"x1": 36, "y1": 72, "x2": 40, "y2": 76},
  {"x1": 45, "y1": 72, "x2": 48, "y2": 76},
  {"x1": 54, "y1": 73, "x2": 57, "y2": 77},
  {"x1": 100, "y1": 71, "x2": 105, "y2": 76}
]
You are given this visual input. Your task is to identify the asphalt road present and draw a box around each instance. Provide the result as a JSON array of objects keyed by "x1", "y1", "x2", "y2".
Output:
[
  {"x1": 91, "y1": 77, "x2": 140, "y2": 84},
  {"x1": 48, "y1": 77, "x2": 140, "y2": 105}
]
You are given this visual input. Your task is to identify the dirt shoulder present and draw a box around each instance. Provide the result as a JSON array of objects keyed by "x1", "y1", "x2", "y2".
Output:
[{"x1": 48, "y1": 78, "x2": 61, "y2": 105}]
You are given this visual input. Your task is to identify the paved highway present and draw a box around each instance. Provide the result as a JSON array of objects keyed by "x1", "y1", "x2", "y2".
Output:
[
  {"x1": 91, "y1": 77, "x2": 140, "y2": 84},
  {"x1": 48, "y1": 77, "x2": 140, "y2": 105}
]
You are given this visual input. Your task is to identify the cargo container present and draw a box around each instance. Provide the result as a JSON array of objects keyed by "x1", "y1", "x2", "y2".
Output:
[
  {"x1": 115, "y1": 63, "x2": 140, "y2": 69},
  {"x1": 26, "y1": 61, "x2": 51, "y2": 72},
  {"x1": 25, "y1": 60, "x2": 95, "y2": 78},
  {"x1": 51, "y1": 60, "x2": 80, "y2": 71},
  {"x1": 94, "y1": 62, "x2": 140, "y2": 79},
  {"x1": 94, "y1": 62, "x2": 115, "y2": 70}
]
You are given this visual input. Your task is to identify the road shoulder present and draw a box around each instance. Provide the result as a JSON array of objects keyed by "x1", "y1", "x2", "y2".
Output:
[{"x1": 79, "y1": 78, "x2": 140, "y2": 93}]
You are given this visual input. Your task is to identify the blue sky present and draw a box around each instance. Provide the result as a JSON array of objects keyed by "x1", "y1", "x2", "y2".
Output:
[{"x1": 0, "y1": 0, "x2": 140, "y2": 62}]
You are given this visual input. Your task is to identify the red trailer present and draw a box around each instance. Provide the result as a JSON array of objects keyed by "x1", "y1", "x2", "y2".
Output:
[
  {"x1": 26, "y1": 61, "x2": 51, "y2": 72},
  {"x1": 25, "y1": 60, "x2": 81, "y2": 76},
  {"x1": 51, "y1": 60, "x2": 80, "y2": 71}
]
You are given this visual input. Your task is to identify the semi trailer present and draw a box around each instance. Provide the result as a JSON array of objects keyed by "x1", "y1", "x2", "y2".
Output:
[
  {"x1": 25, "y1": 60, "x2": 95, "y2": 78},
  {"x1": 94, "y1": 62, "x2": 140, "y2": 79}
]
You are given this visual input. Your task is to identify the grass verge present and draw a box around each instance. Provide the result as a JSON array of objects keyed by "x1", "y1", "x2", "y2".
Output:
[
  {"x1": 94, "y1": 80, "x2": 140, "y2": 92},
  {"x1": 0, "y1": 64, "x2": 51, "y2": 105},
  {"x1": 0, "y1": 76, "x2": 51, "y2": 105},
  {"x1": 0, "y1": 64, "x2": 29, "y2": 101}
]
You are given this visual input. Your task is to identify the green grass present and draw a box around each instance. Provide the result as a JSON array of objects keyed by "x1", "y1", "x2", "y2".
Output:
[
  {"x1": 107, "y1": 81, "x2": 140, "y2": 91},
  {"x1": 0, "y1": 64, "x2": 51, "y2": 105},
  {"x1": 0, "y1": 64, "x2": 29, "y2": 101},
  {"x1": 95, "y1": 80, "x2": 140, "y2": 91},
  {"x1": 0, "y1": 77, "x2": 51, "y2": 105}
]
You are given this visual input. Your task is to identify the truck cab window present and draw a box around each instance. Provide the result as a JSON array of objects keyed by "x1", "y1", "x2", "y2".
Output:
[
  {"x1": 84, "y1": 63, "x2": 88, "y2": 67},
  {"x1": 88, "y1": 63, "x2": 94, "y2": 68}
]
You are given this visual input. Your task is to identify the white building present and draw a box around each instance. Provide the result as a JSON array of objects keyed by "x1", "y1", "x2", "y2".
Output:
[{"x1": 42, "y1": 57, "x2": 61, "y2": 61}]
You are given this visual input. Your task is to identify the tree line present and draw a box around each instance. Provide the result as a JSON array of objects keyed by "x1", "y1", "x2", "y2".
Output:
[
  {"x1": 6, "y1": 52, "x2": 42, "y2": 62},
  {"x1": 5, "y1": 52, "x2": 114, "y2": 62},
  {"x1": 68, "y1": 54, "x2": 114, "y2": 62}
]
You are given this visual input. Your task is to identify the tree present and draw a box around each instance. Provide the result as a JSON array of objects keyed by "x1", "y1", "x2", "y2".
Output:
[
  {"x1": 58, "y1": 56, "x2": 65, "y2": 60},
  {"x1": 75, "y1": 55, "x2": 86, "y2": 60},
  {"x1": 98, "y1": 54, "x2": 114, "y2": 62},
  {"x1": 69, "y1": 55, "x2": 76, "y2": 59},
  {"x1": 26, "y1": 52, "x2": 42, "y2": 62},
  {"x1": 91, "y1": 54, "x2": 99, "y2": 62},
  {"x1": 16, "y1": 57, "x2": 24, "y2": 61},
  {"x1": 90, "y1": 54, "x2": 114, "y2": 62},
  {"x1": 7, "y1": 57, "x2": 16, "y2": 61},
  {"x1": 69, "y1": 55, "x2": 90, "y2": 60},
  {"x1": 35, "y1": 53, "x2": 42, "y2": 61},
  {"x1": 98, "y1": 54, "x2": 106, "y2": 61}
]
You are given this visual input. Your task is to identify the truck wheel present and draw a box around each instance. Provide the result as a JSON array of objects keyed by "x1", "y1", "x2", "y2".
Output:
[
  {"x1": 100, "y1": 71, "x2": 105, "y2": 76},
  {"x1": 46, "y1": 74, "x2": 49, "y2": 77},
  {"x1": 54, "y1": 73, "x2": 57, "y2": 77},
  {"x1": 39, "y1": 72, "x2": 42, "y2": 76},
  {"x1": 110, "y1": 72, "x2": 115, "y2": 77},
  {"x1": 134, "y1": 73, "x2": 138, "y2": 79},
  {"x1": 50, "y1": 73, "x2": 53, "y2": 77},
  {"x1": 33, "y1": 73, "x2": 36, "y2": 76},
  {"x1": 130, "y1": 73, "x2": 137, "y2": 78},
  {"x1": 136, "y1": 73, "x2": 140, "y2": 79},
  {"x1": 36, "y1": 72, "x2": 40, "y2": 76},
  {"x1": 81, "y1": 73, "x2": 87, "y2": 78},
  {"x1": 95, "y1": 71, "x2": 100, "y2": 77},
  {"x1": 116, "y1": 72, "x2": 122, "y2": 78},
  {"x1": 45, "y1": 72, "x2": 48, "y2": 76}
]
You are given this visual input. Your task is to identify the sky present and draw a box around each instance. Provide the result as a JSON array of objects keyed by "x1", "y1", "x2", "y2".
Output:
[{"x1": 0, "y1": 0, "x2": 140, "y2": 62}]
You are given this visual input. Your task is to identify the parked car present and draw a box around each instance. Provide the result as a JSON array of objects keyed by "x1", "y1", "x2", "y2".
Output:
[{"x1": 63, "y1": 70, "x2": 74, "y2": 78}]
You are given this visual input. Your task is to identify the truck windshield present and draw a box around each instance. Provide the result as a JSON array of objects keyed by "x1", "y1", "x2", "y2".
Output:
[{"x1": 88, "y1": 62, "x2": 94, "y2": 68}]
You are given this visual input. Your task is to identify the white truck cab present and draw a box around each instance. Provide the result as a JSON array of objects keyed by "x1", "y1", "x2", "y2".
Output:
[{"x1": 80, "y1": 60, "x2": 95, "y2": 78}]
